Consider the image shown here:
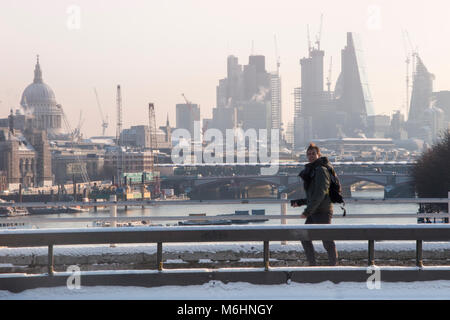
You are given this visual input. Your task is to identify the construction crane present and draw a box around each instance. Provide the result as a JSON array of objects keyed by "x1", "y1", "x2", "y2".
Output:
[
  {"x1": 402, "y1": 30, "x2": 417, "y2": 118},
  {"x1": 326, "y1": 56, "x2": 333, "y2": 93},
  {"x1": 148, "y1": 103, "x2": 158, "y2": 152},
  {"x1": 59, "y1": 106, "x2": 90, "y2": 184},
  {"x1": 148, "y1": 103, "x2": 160, "y2": 197},
  {"x1": 181, "y1": 93, "x2": 193, "y2": 111},
  {"x1": 274, "y1": 34, "x2": 280, "y2": 76},
  {"x1": 116, "y1": 85, "x2": 123, "y2": 144},
  {"x1": 72, "y1": 110, "x2": 85, "y2": 142},
  {"x1": 315, "y1": 13, "x2": 323, "y2": 51},
  {"x1": 116, "y1": 85, "x2": 124, "y2": 187},
  {"x1": 93, "y1": 88, "x2": 109, "y2": 136},
  {"x1": 307, "y1": 24, "x2": 312, "y2": 53}
]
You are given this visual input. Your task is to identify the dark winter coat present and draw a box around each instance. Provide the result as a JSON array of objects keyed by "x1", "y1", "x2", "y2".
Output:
[{"x1": 299, "y1": 157, "x2": 333, "y2": 217}]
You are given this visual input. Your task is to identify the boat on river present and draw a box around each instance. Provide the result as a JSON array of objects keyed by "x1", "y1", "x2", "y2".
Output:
[
  {"x1": 0, "y1": 199, "x2": 29, "y2": 217},
  {"x1": 93, "y1": 220, "x2": 162, "y2": 227},
  {"x1": 28, "y1": 206, "x2": 89, "y2": 215},
  {"x1": 178, "y1": 209, "x2": 268, "y2": 226}
]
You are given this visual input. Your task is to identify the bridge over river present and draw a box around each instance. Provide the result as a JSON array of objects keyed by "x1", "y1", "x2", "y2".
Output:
[{"x1": 161, "y1": 161, "x2": 414, "y2": 199}]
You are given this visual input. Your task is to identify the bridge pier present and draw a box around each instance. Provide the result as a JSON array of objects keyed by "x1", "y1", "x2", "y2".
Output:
[
  {"x1": 240, "y1": 187, "x2": 249, "y2": 199},
  {"x1": 342, "y1": 185, "x2": 352, "y2": 198}
]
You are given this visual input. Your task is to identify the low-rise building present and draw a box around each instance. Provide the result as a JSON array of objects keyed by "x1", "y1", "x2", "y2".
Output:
[
  {"x1": 0, "y1": 125, "x2": 52, "y2": 190},
  {"x1": 52, "y1": 151, "x2": 105, "y2": 184}
]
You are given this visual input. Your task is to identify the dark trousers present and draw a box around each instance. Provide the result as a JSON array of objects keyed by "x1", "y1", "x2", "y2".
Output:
[{"x1": 301, "y1": 212, "x2": 338, "y2": 266}]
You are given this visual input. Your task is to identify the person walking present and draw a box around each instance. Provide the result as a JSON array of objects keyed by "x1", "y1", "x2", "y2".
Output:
[{"x1": 291, "y1": 143, "x2": 338, "y2": 266}]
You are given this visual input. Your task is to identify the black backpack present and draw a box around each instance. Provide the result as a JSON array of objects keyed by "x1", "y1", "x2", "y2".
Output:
[{"x1": 324, "y1": 167, "x2": 346, "y2": 216}]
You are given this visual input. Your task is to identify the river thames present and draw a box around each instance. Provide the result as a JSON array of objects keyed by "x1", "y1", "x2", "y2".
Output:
[{"x1": 14, "y1": 189, "x2": 421, "y2": 229}]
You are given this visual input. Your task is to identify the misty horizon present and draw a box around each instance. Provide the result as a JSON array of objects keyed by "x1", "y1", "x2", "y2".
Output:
[{"x1": 1, "y1": 0, "x2": 449, "y2": 137}]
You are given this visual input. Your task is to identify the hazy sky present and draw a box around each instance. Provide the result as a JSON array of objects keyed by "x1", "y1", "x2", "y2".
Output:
[{"x1": 1, "y1": 0, "x2": 449, "y2": 137}]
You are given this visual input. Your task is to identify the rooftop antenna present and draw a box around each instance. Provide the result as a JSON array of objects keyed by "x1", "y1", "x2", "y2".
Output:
[{"x1": 251, "y1": 40, "x2": 255, "y2": 55}]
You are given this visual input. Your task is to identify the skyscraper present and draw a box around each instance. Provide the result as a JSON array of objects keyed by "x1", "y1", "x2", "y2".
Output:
[
  {"x1": 299, "y1": 48, "x2": 325, "y2": 140},
  {"x1": 270, "y1": 72, "x2": 282, "y2": 130},
  {"x1": 295, "y1": 45, "x2": 335, "y2": 147},
  {"x1": 212, "y1": 54, "x2": 278, "y2": 134},
  {"x1": 432, "y1": 91, "x2": 450, "y2": 125},
  {"x1": 334, "y1": 32, "x2": 375, "y2": 136},
  {"x1": 176, "y1": 103, "x2": 200, "y2": 137},
  {"x1": 406, "y1": 55, "x2": 437, "y2": 141},
  {"x1": 408, "y1": 56, "x2": 434, "y2": 122}
]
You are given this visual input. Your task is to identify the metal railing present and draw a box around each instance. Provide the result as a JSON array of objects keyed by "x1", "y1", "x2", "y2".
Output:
[
  {"x1": 1, "y1": 196, "x2": 448, "y2": 208},
  {"x1": 1, "y1": 224, "x2": 450, "y2": 275},
  {"x1": 0, "y1": 194, "x2": 449, "y2": 225}
]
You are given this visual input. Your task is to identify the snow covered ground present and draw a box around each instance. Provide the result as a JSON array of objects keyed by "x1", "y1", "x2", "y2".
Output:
[{"x1": 1, "y1": 280, "x2": 450, "y2": 300}]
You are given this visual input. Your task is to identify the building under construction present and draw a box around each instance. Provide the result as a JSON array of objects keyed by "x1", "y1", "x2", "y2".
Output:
[{"x1": 294, "y1": 30, "x2": 376, "y2": 150}]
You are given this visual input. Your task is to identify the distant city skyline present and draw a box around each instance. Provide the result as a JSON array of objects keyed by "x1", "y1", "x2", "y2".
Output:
[{"x1": 1, "y1": 0, "x2": 449, "y2": 137}]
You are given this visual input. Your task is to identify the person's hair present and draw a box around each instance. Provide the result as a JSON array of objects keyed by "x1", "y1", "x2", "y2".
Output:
[{"x1": 306, "y1": 143, "x2": 321, "y2": 156}]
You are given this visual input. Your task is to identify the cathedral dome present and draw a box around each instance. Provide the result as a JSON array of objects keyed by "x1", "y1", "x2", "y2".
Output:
[
  {"x1": 20, "y1": 56, "x2": 57, "y2": 109},
  {"x1": 20, "y1": 82, "x2": 56, "y2": 108},
  {"x1": 19, "y1": 56, "x2": 63, "y2": 137}
]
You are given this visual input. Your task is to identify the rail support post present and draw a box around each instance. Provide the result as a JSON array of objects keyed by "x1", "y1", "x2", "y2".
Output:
[
  {"x1": 416, "y1": 240, "x2": 423, "y2": 268},
  {"x1": 368, "y1": 240, "x2": 375, "y2": 266},
  {"x1": 263, "y1": 241, "x2": 270, "y2": 271},
  {"x1": 110, "y1": 195, "x2": 117, "y2": 228},
  {"x1": 48, "y1": 244, "x2": 54, "y2": 276},
  {"x1": 281, "y1": 193, "x2": 287, "y2": 245},
  {"x1": 448, "y1": 191, "x2": 450, "y2": 223},
  {"x1": 110, "y1": 195, "x2": 117, "y2": 247},
  {"x1": 157, "y1": 242, "x2": 163, "y2": 271}
]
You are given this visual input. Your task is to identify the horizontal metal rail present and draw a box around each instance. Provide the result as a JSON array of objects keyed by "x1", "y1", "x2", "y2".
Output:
[
  {"x1": 2, "y1": 225, "x2": 450, "y2": 247},
  {"x1": 2, "y1": 213, "x2": 450, "y2": 225},
  {"x1": 152, "y1": 161, "x2": 418, "y2": 167},
  {"x1": 0, "y1": 197, "x2": 448, "y2": 208}
]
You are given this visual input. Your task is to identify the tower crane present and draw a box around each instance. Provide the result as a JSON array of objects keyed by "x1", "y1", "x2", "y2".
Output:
[
  {"x1": 70, "y1": 110, "x2": 85, "y2": 142},
  {"x1": 274, "y1": 34, "x2": 280, "y2": 76},
  {"x1": 116, "y1": 85, "x2": 124, "y2": 187},
  {"x1": 402, "y1": 30, "x2": 418, "y2": 118},
  {"x1": 326, "y1": 56, "x2": 333, "y2": 93},
  {"x1": 181, "y1": 93, "x2": 193, "y2": 111},
  {"x1": 315, "y1": 13, "x2": 323, "y2": 51},
  {"x1": 148, "y1": 103, "x2": 158, "y2": 152},
  {"x1": 116, "y1": 85, "x2": 123, "y2": 145},
  {"x1": 59, "y1": 106, "x2": 90, "y2": 184},
  {"x1": 307, "y1": 24, "x2": 312, "y2": 53},
  {"x1": 94, "y1": 88, "x2": 109, "y2": 136},
  {"x1": 148, "y1": 103, "x2": 160, "y2": 197}
]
